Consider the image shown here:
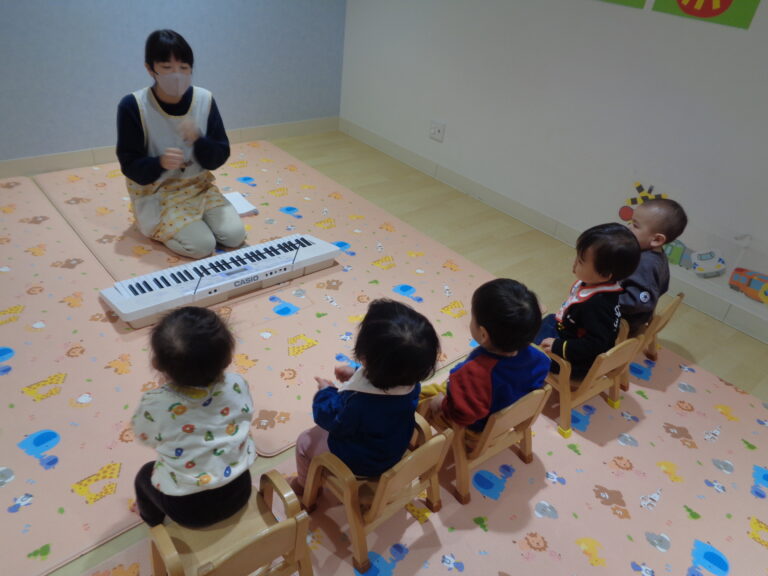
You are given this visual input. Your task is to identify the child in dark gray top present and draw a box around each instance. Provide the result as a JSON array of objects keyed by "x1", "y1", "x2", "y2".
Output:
[{"x1": 620, "y1": 199, "x2": 688, "y2": 334}]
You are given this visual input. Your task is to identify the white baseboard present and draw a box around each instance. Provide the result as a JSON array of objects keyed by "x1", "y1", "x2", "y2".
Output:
[
  {"x1": 0, "y1": 117, "x2": 340, "y2": 179},
  {"x1": 339, "y1": 117, "x2": 768, "y2": 344}
]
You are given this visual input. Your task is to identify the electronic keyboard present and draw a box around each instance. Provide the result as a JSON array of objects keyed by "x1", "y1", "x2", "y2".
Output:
[{"x1": 100, "y1": 233, "x2": 341, "y2": 328}]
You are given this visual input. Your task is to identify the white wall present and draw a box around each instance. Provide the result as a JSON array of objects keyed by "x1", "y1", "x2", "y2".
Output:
[{"x1": 340, "y1": 0, "x2": 768, "y2": 338}]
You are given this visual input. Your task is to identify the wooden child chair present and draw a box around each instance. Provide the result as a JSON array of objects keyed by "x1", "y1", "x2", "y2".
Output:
[
  {"x1": 444, "y1": 384, "x2": 552, "y2": 504},
  {"x1": 301, "y1": 413, "x2": 452, "y2": 573},
  {"x1": 150, "y1": 470, "x2": 313, "y2": 576},
  {"x1": 636, "y1": 292, "x2": 685, "y2": 361},
  {"x1": 545, "y1": 335, "x2": 645, "y2": 438}
]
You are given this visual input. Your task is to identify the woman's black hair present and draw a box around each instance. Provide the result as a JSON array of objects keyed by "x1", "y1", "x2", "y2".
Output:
[
  {"x1": 145, "y1": 29, "x2": 194, "y2": 71},
  {"x1": 151, "y1": 306, "x2": 234, "y2": 388},
  {"x1": 472, "y1": 278, "x2": 542, "y2": 353},
  {"x1": 354, "y1": 299, "x2": 440, "y2": 390},
  {"x1": 576, "y1": 223, "x2": 641, "y2": 282}
]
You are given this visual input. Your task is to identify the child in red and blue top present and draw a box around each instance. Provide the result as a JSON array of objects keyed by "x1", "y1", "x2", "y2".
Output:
[
  {"x1": 132, "y1": 307, "x2": 255, "y2": 528},
  {"x1": 422, "y1": 279, "x2": 550, "y2": 432},
  {"x1": 293, "y1": 299, "x2": 441, "y2": 492},
  {"x1": 536, "y1": 223, "x2": 641, "y2": 379}
]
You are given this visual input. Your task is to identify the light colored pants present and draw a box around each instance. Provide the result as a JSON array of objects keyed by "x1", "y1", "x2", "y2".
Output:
[
  {"x1": 294, "y1": 426, "x2": 330, "y2": 488},
  {"x1": 165, "y1": 204, "x2": 246, "y2": 259}
]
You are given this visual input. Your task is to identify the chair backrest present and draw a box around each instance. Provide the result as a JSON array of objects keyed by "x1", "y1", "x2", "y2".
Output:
[
  {"x1": 582, "y1": 336, "x2": 643, "y2": 383},
  {"x1": 364, "y1": 428, "x2": 452, "y2": 523},
  {"x1": 645, "y1": 292, "x2": 684, "y2": 340},
  {"x1": 151, "y1": 471, "x2": 310, "y2": 576},
  {"x1": 208, "y1": 513, "x2": 307, "y2": 575},
  {"x1": 468, "y1": 385, "x2": 552, "y2": 459}
]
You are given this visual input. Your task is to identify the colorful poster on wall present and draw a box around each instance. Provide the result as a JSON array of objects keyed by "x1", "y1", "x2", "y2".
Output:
[
  {"x1": 599, "y1": 0, "x2": 647, "y2": 7},
  {"x1": 652, "y1": 0, "x2": 761, "y2": 29}
]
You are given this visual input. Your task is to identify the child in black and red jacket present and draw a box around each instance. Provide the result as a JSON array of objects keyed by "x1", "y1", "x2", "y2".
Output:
[
  {"x1": 535, "y1": 223, "x2": 641, "y2": 379},
  {"x1": 421, "y1": 279, "x2": 550, "y2": 432}
]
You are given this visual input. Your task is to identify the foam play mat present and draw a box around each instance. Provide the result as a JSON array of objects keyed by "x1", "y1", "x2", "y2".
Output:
[
  {"x1": 86, "y1": 348, "x2": 768, "y2": 576},
  {"x1": 278, "y1": 348, "x2": 767, "y2": 576},
  {"x1": 1, "y1": 141, "x2": 492, "y2": 576},
  {"x1": 2, "y1": 142, "x2": 767, "y2": 575}
]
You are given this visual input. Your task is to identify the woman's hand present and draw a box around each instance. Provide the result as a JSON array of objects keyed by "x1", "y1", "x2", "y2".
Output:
[
  {"x1": 160, "y1": 147, "x2": 184, "y2": 171},
  {"x1": 178, "y1": 119, "x2": 200, "y2": 144},
  {"x1": 540, "y1": 338, "x2": 554, "y2": 353}
]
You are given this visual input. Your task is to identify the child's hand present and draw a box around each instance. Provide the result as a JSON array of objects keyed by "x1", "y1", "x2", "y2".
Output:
[
  {"x1": 425, "y1": 393, "x2": 445, "y2": 418},
  {"x1": 540, "y1": 338, "x2": 554, "y2": 353},
  {"x1": 160, "y1": 148, "x2": 184, "y2": 171},
  {"x1": 334, "y1": 365, "x2": 356, "y2": 383},
  {"x1": 315, "y1": 377, "x2": 337, "y2": 390},
  {"x1": 178, "y1": 119, "x2": 200, "y2": 144}
]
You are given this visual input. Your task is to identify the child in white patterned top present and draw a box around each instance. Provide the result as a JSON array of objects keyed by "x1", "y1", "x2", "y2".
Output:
[{"x1": 132, "y1": 306, "x2": 256, "y2": 527}]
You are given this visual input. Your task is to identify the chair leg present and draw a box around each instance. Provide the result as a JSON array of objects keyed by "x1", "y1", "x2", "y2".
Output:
[
  {"x1": 605, "y1": 383, "x2": 621, "y2": 409},
  {"x1": 426, "y1": 473, "x2": 443, "y2": 512},
  {"x1": 297, "y1": 550, "x2": 314, "y2": 576},
  {"x1": 151, "y1": 541, "x2": 167, "y2": 576},
  {"x1": 342, "y1": 491, "x2": 370, "y2": 573},
  {"x1": 302, "y1": 461, "x2": 322, "y2": 513},
  {"x1": 644, "y1": 336, "x2": 659, "y2": 361},
  {"x1": 518, "y1": 429, "x2": 533, "y2": 463},
  {"x1": 349, "y1": 521, "x2": 370, "y2": 573},
  {"x1": 558, "y1": 387, "x2": 572, "y2": 439},
  {"x1": 619, "y1": 366, "x2": 630, "y2": 392},
  {"x1": 452, "y1": 443, "x2": 471, "y2": 504}
]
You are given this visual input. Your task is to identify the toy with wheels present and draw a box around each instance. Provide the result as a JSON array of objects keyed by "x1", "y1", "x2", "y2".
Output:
[
  {"x1": 664, "y1": 240, "x2": 693, "y2": 269},
  {"x1": 729, "y1": 267, "x2": 768, "y2": 305},
  {"x1": 691, "y1": 249, "x2": 726, "y2": 278}
]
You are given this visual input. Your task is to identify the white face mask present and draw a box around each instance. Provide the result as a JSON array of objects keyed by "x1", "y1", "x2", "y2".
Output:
[{"x1": 155, "y1": 72, "x2": 192, "y2": 98}]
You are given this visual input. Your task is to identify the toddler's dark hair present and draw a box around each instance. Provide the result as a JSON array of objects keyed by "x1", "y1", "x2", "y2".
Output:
[
  {"x1": 354, "y1": 299, "x2": 440, "y2": 390},
  {"x1": 472, "y1": 279, "x2": 542, "y2": 353},
  {"x1": 151, "y1": 307, "x2": 234, "y2": 388},
  {"x1": 577, "y1": 223, "x2": 641, "y2": 282},
  {"x1": 145, "y1": 29, "x2": 194, "y2": 70},
  {"x1": 642, "y1": 198, "x2": 688, "y2": 243}
]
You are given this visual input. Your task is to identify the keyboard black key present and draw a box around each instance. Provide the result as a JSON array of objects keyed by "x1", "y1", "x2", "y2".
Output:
[
  {"x1": 153, "y1": 278, "x2": 163, "y2": 289},
  {"x1": 142, "y1": 280, "x2": 153, "y2": 292},
  {"x1": 129, "y1": 284, "x2": 139, "y2": 296},
  {"x1": 183, "y1": 270, "x2": 194, "y2": 281},
  {"x1": 171, "y1": 272, "x2": 181, "y2": 284},
  {"x1": 136, "y1": 283, "x2": 146, "y2": 294},
  {"x1": 161, "y1": 276, "x2": 171, "y2": 287}
]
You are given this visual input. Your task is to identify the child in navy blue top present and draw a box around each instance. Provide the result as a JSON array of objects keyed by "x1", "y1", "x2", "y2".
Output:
[
  {"x1": 422, "y1": 279, "x2": 550, "y2": 432},
  {"x1": 293, "y1": 299, "x2": 441, "y2": 492}
]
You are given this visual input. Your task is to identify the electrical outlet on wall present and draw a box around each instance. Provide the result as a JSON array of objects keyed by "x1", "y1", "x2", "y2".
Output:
[{"x1": 429, "y1": 121, "x2": 446, "y2": 143}]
